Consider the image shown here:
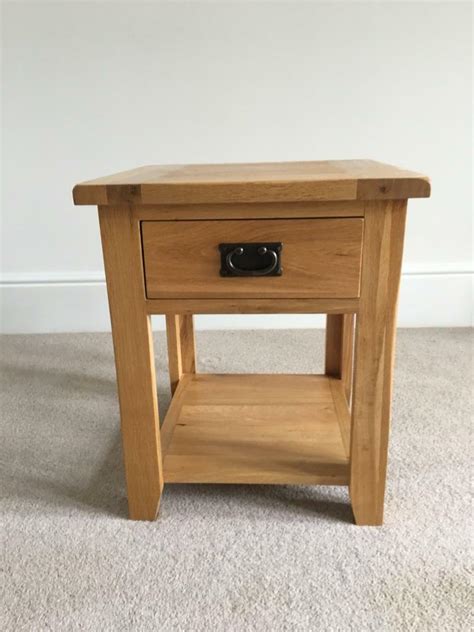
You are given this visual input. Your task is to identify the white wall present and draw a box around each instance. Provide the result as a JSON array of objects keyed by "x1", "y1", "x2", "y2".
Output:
[{"x1": 1, "y1": 1, "x2": 472, "y2": 333}]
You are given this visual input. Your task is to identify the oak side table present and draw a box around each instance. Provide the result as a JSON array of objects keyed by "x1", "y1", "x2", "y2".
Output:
[{"x1": 73, "y1": 160, "x2": 430, "y2": 525}]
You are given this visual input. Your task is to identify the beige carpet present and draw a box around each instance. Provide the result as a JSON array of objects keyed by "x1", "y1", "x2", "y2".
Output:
[{"x1": 1, "y1": 329, "x2": 472, "y2": 631}]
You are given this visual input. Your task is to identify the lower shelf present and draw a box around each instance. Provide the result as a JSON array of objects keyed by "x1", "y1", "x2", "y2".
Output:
[{"x1": 161, "y1": 373, "x2": 351, "y2": 486}]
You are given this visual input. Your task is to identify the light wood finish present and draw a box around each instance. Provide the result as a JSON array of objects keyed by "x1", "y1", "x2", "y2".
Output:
[
  {"x1": 325, "y1": 314, "x2": 355, "y2": 402},
  {"x1": 73, "y1": 160, "x2": 430, "y2": 205},
  {"x1": 146, "y1": 297, "x2": 359, "y2": 315},
  {"x1": 73, "y1": 159, "x2": 429, "y2": 525},
  {"x1": 98, "y1": 206, "x2": 163, "y2": 521},
  {"x1": 329, "y1": 377, "x2": 351, "y2": 458},
  {"x1": 161, "y1": 374, "x2": 350, "y2": 485},
  {"x1": 132, "y1": 200, "x2": 365, "y2": 221},
  {"x1": 350, "y1": 200, "x2": 407, "y2": 526},
  {"x1": 142, "y1": 218, "x2": 364, "y2": 299},
  {"x1": 160, "y1": 374, "x2": 192, "y2": 456},
  {"x1": 341, "y1": 314, "x2": 355, "y2": 402},
  {"x1": 165, "y1": 314, "x2": 196, "y2": 394}
]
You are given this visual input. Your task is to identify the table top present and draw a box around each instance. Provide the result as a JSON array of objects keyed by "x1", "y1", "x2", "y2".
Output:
[{"x1": 73, "y1": 159, "x2": 430, "y2": 206}]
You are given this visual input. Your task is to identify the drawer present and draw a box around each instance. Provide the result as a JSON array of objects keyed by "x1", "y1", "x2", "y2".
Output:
[{"x1": 141, "y1": 218, "x2": 363, "y2": 299}]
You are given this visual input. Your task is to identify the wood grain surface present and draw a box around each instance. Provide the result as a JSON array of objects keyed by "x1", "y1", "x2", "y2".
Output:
[
  {"x1": 325, "y1": 314, "x2": 355, "y2": 403},
  {"x1": 350, "y1": 200, "x2": 407, "y2": 526},
  {"x1": 73, "y1": 160, "x2": 430, "y2": 205},
  {"x1": 161, "y1": 374, "x2": 350, "y2": 485},
  {"x1": 98, "y1": 206, "x2": 163, "y2": 521},
  {"x1": 145, "y1": 297, "x2": 359, "y2": 315},
  {"x1": 165, "y1": 314, "x2": 196, "y2": 394},
  {"x1": 142, "y1": 218, "x2": 363, "y2": 299}
]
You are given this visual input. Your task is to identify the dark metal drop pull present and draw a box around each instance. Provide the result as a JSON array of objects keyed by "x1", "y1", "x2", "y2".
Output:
[{"x1": 219, "y1": 243, "x2": 282, "y2": 277}]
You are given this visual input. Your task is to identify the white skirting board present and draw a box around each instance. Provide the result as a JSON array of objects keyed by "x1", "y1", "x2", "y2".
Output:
[{"x1": 1, "y1": 267, "x2": 472, "y2": 333}]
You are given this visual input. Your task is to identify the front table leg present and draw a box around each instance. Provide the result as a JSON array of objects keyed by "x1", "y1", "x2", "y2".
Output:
[
  {"x1": 350, "y1": 200, "x2": 407, "y2": 526},
  {"x1": 99, "y1": 206, "x2": 163, "y2": 520}
]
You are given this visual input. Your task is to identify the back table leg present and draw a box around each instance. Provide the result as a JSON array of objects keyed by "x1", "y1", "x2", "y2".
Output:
[
  {"x1": 166, "y1": 315, "x2": 196, "y2": 394},
  {"x1": 325, "y1": 314, "x2": 355, "y2": 404},
  {"x1": 350, "y1": 200, "x2": 407, "y2": 526}
]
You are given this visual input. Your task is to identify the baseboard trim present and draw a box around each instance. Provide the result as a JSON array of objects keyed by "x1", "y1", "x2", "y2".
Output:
[{"x1": 1, "y1": 266, "x2": 472, "y2": 333}]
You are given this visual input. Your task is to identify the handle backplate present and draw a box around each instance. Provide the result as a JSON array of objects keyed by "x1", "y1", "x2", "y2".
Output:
[{"x1": 219, "y1": 243, "x2": 282, "y2": 277}]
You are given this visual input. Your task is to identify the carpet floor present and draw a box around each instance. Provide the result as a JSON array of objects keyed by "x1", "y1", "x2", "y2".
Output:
[{"x1": 1, "y1": 328, "x2": 472, "y2": 631}]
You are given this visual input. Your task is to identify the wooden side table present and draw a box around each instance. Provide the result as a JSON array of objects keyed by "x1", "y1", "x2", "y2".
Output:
[{"x1": 73, "y1": 160, "x2": 430, "y2": 525}]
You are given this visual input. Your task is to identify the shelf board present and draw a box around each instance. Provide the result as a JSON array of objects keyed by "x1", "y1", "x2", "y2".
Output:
[{"x1": 161, "y1": 374, "x2": 350, "y2": 486}]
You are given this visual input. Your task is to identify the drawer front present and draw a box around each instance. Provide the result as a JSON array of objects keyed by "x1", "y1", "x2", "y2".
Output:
[{"x1": 141, "y1": 218, "x2": 363, "y2": 299}]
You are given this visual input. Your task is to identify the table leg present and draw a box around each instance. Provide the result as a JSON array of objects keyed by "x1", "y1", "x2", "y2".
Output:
[
  {"x1": 166, "y1": 314, "x2": 196, "y2": 394},
  {"x1": 350, "y1": 200, "x2": 407, "y2": 525},
  {"x1": 325, "y1": 313, "x2": 355, "y2": 403},
  {"x1": 99, "y1": 206, "x2": 163, "y2": 521}
]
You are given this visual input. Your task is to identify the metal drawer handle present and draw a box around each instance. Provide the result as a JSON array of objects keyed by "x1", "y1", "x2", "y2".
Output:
[
  {"x1": 226, "y1": 246, "x2": 277, "y2": 277},
  {"x1": 219, "y1": 243, "x2": 282, "y2": 277}
]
